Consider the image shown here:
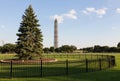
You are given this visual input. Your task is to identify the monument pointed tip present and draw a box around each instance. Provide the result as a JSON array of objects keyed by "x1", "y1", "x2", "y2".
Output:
[{"x1": 55, "y1": 18, "x2": 57, "y2": 22}]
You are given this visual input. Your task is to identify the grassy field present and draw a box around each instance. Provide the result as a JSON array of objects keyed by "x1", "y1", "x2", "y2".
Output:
[{"x1": 0, "y1": 53, "x2": 119, "y2": 81}]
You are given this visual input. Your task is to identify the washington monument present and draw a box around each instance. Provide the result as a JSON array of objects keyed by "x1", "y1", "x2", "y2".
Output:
[{"x1": 54, "y1": 19, "x2": 58, "y2": 49}]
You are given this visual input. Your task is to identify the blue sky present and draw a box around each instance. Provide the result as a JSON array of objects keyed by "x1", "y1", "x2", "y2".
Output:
[{"x1": 0, "y1": 0, "x2": 120, "y2": 48}]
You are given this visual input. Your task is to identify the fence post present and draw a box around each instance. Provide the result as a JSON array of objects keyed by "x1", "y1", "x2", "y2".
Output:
[
  {"x1": 41, "y1": 59, "x2": 42, "y2": 77},
  {"x1": 66, "y1": 59, "x2": 68, "y2": 75},
  {"x1": 86, "y1": 59, "x2": 88, "y2": 72},
  {"x1": 10, "y1": 61, "x2": 13, "y2": 78},
  {"x1": 111, "y1": 56, "x2": 116, "y2": 66},
  {"x1": 99, "y1": 59, "x2": 102, "y2": 71}
]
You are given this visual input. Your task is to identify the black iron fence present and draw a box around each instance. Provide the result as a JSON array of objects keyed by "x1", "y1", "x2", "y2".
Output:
[{"x1": 0, "y1": 54, "x2": 116, "y2": 78}]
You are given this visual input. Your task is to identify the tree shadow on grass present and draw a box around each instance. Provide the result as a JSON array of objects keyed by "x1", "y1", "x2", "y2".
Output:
[
  {"x1": 0, "y1": 63, "x2": 98, "y2": 78},
  {"x1": 0, "y1": 66, "x2": 85, "y2": 78}
]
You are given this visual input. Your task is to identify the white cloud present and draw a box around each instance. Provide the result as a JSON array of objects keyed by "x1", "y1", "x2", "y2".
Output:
[
  {"x1": 96, "y1": 8, "x2": 107, "y2": 15},
  {"x1": 82, "y1": 7, "x2": 107, "y2": 18},
  {"x1": 63, "y1": 9, "x2": 77, "y2": 19},
  {"x1": 116, "y1": 8, "x2": 120, "y2": 13},
  {"x1": 50, "y1": 9, "x2": 77, "y2": 24},
  {"x1": 86, "y1": 8, "x2": 95, "y2": 12},
  {"x1": 50, "y1": 15, "x2": 64, "y2": 24},
  {"x1": 69, "y1": 9, "x2": 76, "y2": 14},
  {"x1": 82, "y1": 7, "x2": 95, "y2": 15}
]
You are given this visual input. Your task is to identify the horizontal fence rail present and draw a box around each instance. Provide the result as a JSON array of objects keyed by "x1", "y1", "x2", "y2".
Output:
[{"x1": 0, "y1": 54, "x2": 116, "y2": 78}]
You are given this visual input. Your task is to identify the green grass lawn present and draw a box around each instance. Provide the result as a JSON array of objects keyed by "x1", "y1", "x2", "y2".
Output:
[{"x1": 0, "y1": 53, "x2": 119, "y2": 81}]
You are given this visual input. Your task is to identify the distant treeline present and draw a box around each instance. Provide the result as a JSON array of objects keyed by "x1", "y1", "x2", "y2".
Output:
[
  {"x1": 82, "y1": 42, "x2": 120, "y2": 53},
  {"x1": 0, "y1": 44, "x2": 77, "y2": 54},
  {"x1": 1, "y1": 42, "x2": 120, "y2": 54},
  {"x1": 43, "y1": 45, "x2": 77, "y2": 53}
]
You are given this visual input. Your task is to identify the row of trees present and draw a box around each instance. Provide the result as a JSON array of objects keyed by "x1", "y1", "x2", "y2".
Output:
[
  {"x1": 1, "y1": 43, "x2": 120, "y2": 54},
  {"x1": 0, "y1": 44, "x2": 77, "y2": 54},
  {"x1": 82, "y1": 42, "x2": 120, "y2": 53},
  {"x1": 44, "y1": 45, "x2": 77, "y2": 53}
]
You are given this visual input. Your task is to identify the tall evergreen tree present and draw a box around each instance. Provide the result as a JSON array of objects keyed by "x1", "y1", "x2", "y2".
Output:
[{"x1": 16, "y1": 5, "x2": 43, "y2": 60}]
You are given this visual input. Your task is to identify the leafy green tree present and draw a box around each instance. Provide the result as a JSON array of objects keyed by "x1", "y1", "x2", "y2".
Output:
[
  {"x1": 55, "y1": 48, "x2": 61, "y2": 53},
  {"x1": 43, "y1": 48, "x2": 50, "y2": 53},
  {"x1": 108, "y1": 47, "x2": 118, "y2": 52},
  {"x1": 16, "y1": 5, "x2": 43, "y2": 60},
  {"x1": 93, "y1": 45, "x2": 102, "y2": 52},
  {"x1": 60, "y1": 45, "x2": 70, "y2": 53},
  {"x1": 117, "y1": 42, "x2": 120, "y2": 47},
  {"x1": 101, "y1": 46, "x2": 109, "y2": 52},
  {"x1": 1, "y1": 43, "x2": 16, "y2": 53},
  {"x1": 49, "y1": 47, "x2": 55, "y2": 52},
  {"x1": 83, "y1": 47, "x2": 93, "y2": 53},
  {"x1": 59, "y1": 45, "x2": 77, "y2": 53},
  {"x1": 70, "y1": 45, "x2": 77, "y2": 52}
]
